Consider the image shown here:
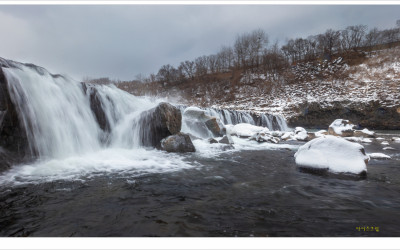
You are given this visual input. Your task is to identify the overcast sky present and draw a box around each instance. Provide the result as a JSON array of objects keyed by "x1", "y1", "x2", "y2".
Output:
[{"x1": 0, "y1": 4, "x2": 399, "y2": 81}]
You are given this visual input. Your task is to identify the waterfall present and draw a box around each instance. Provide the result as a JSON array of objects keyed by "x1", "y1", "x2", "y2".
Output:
[
  {"x1": 179, "y1": 105, "x2": 289, "y2": 131},
  {"x1": 1, "y1": 59, "x2": 158, "y2": 160}
]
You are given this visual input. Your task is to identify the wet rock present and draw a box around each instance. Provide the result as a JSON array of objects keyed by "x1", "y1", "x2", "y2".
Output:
[
  {"x1": 0, "y1": 65, "x2": 30, "y2": 164},
  {"x1": 208, "y1": 138, "x2": 218, "y2": 144},
  {"x1": 161, "y1": 132, "x2": 195, "y2": 153},
  {"x1": 139, "y1": 102, "x2": 182, "y2": 148},
  {"x1": 87, "y1": 86, "x2": 110, "y2": 132},
  {"x1": 205, "y1": 117, "x2": 225, "y2": 137},
  {"x1": 183, "y1": 107, "x2": 225, "y2": 138},
  {"x1": 219, "y1": 135, "x2": 234, "y2": 144}
]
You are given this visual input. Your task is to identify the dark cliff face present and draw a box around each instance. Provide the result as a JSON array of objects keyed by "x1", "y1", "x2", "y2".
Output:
[
  {"x1": 0, "y1": 66, "x2": 30, "y2": 172},
  {"x1": 288, "y1": 101, "x2": 400, "y2": 130}
]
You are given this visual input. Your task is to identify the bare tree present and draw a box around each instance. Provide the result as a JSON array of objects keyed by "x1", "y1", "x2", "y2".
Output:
[
  {"x1": 179, "y1": 60, "x2": 195, "y2": 80},
  {"x1": 194, "y1": 56, "x2": 208, "y2": 77},
  {"x1": 318, "y1": 29, "x2": 341, "y2": 59}
]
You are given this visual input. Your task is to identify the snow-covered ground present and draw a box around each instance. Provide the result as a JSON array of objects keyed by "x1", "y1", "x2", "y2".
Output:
[{"x1": 212, "y1": 48, "x2": 400, "y2": 119}]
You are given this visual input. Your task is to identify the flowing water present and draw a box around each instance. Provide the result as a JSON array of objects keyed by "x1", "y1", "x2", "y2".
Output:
[{"x1": 0, "y1": 59, "x2": 400, "y2": 236}]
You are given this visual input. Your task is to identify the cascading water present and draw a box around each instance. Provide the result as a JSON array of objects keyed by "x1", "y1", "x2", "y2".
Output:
[
  {"x1": 0, "y1": 59, "x2": 191, "y2": 184},
  {"x1": 0, "y1": 58, "x2": 290, "y2": 184},
  {"x1": 3, "y1": 63, "x2": 157, "y2": 159},
  {"x1": 179, "y1": 105, "x2": 289, "y2": 132}
]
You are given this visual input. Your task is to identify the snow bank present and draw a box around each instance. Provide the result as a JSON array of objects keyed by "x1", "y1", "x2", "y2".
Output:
[
  {"x1": 368, "y1": 153, "x2": 391, "y2": 159},
  {"x1": 294, "y1": 136, "x2": 368, "y2": 174},
  {"x1": 227, "y1": 123, "x2": 269, "y2": 138}
]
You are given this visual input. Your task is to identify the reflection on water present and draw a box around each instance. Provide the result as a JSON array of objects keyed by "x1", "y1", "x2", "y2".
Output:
[{"x1": 1, "y1": 138, "x2": 399, "y2": 237}]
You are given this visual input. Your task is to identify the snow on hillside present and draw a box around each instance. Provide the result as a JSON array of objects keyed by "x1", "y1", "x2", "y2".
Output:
[{"x1": 212, "y1": 47, "x2": 400, "y2": 119}]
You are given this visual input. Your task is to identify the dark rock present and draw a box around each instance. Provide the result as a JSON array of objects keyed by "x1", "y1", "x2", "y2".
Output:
[
  {"x1": 306, "y1": 132, "x2": 317, "y2": 141},
  {"x1": 161, "y1": 132, "x2": 195, "y2": 153},
  {"x1": 205, "y1": 117, "x2": 225, "y2": 137},
  {"x1": 0, "y1": 66, "x2": 29, "y2": 161},
  {"x1": 88, "y1": 87, "x2": 110, "y2": 132},
  {"x1": 139, "y1": 102, "x2": 182, "y2": 148},
  {"x1": 354, "y1": 130, "x2": 376, "y2": 138},
  {"x1": 219, "y1": 135, "x2": 234, "y2": 144},
  {"x1": 288, "y1": 101, "x2": 400, "y2": 130},
  {"x1": 208, "y1": 138, "x2": 218, "y2": 144}
]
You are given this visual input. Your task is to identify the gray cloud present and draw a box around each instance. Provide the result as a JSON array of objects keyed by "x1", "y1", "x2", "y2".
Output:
[{"x1": 0, "y1": 5, "x2": 399, "y2": 81}]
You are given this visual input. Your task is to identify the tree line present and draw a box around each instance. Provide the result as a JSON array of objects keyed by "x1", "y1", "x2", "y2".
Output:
[{"x1": 120, "y1": 21, "x2": 400, "y2": 87}]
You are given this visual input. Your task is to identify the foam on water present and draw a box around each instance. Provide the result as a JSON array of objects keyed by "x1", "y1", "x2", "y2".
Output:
[{"x1": 0, "y1": 148, "x2": 195, "y2": 185}]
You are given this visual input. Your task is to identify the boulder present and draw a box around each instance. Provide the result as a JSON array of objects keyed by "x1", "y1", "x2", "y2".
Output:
[
  {"x1": 328, "y1": 119, "x2": 355, "y2": 137},
  {"x1": 294, "y1": 136, "x2": 369, "y2": 175},
  {"x1": 161, "y1": 132, "x2": 196, "y2": 153},
  {"x1": 219, "y1": 135, "x2": 234, "y2": 145},
  {"x1": 353, "y1": 128, "x2": 376, "y2": 138},
  {"x1": 205, "y1": 117, "x2": 225, "y2": 137},
  {"x1": 139, "y1": 102, "x2": 182, "y2": 148},
  {"x1": 250, "y1": 132, "x2": 279, "y2": 144},
  {"x1": 228, "y1": 123, "x2": 269, "y2": 138},
  {"x1": 182, "y1": 107, "x2": 225, "y2": 138},
  {"x1": 208, "y1": 138, "x2": 218, "y2": 144},
  {"x1": 294, "y1": 127, "x2": 308, "y2": 141}
]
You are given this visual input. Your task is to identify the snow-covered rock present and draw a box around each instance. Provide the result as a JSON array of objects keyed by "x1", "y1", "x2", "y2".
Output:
[
  {"x1": 381, "y1": 141, "x2": 390, "y2": 145},
  {"x1": 344, "y1": 137, "x2": 372, "y2": 143},
  {"x1": 294, "y1": 136, "x2": 369, "y2": 175},
  {"x1": 354, "y1": 128, "x2": 376, "y2": 138},
  {"x1": 392, "y1": 137, "x2": 400, "y2": 142},
  {"x1": 227, "y1": 123, "x2": 269, "y2": 138},
  {"x1": 328, "y1": 119, "x2": 356, "y2": 137},
  {"x1": 281, "y1": 131, "x2": 295, "y2": 141},
  {"x1": 368, "y1": 153, "x2": 391, "y2": 159},
  {"x1": 383, "y1": 147, "x2": 396, "y2": 151},
  {"x1": 294, "y1": 127, "x2": 308, "y2": 141},
  {"x1": 250, "y1": 132, "x2": 280, "y2": 144}
]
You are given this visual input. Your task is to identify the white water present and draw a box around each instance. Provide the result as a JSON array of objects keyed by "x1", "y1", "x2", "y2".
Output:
[
  {"x1": 0, "y1": 60, "x2": 291, "y2": 185},
  {"x1": 4, "y1": 66, "x2": 161, "y2": 159},
  {"x1": 1, "y1": 62, "x2": 197, "y2": 184},
  {"x1": 179, "y1": 106, "x2": 289, "y2": 132}
]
